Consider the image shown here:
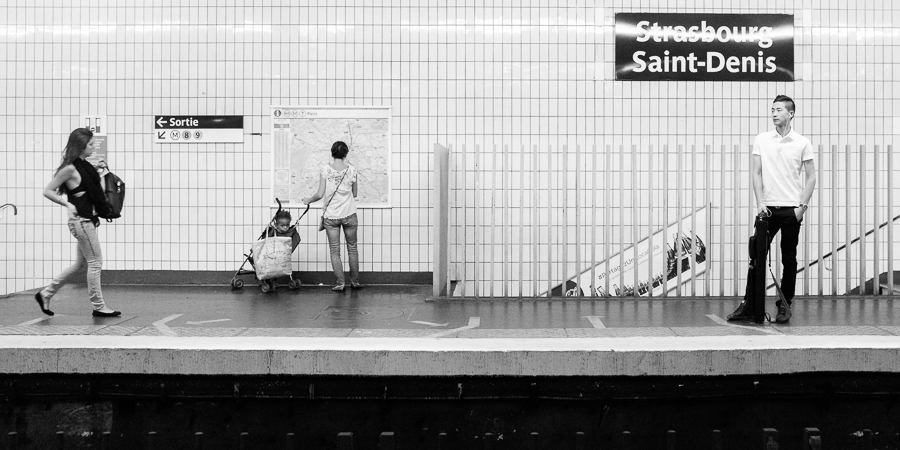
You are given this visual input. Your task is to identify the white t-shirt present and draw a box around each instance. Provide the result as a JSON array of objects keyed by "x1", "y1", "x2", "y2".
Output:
[
  {"x1": 321, "y1": 164, "x2": 358, "y2": 219},
  {"x1": 752, "y1": 128, "x2": 815, "y2": 207}
]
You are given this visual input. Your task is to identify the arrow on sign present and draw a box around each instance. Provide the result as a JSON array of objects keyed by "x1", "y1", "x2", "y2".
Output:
[
  {"x1": 157, "y1": 131, "x2": 166, "y2": 139},
  {"x1": 156, "y1": 117, "x2": 166, "y2": 127}
]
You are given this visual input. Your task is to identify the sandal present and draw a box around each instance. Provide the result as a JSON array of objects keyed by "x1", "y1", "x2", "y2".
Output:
[{"x1": 332, "y1": 284, "x2": 345, "y2": 292}]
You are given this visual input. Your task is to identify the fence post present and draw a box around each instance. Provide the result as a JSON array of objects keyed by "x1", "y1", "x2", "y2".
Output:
[
  {"x1": 803, "y1": 428, "x2": 821, "y2": 450},
  {"x1": 483, "y1": 432, "x2": 494, "y2": 450},
  {"x1": 574, "y1": 431, "x2": 585, "y2": 450},
  {"x1": 379, "y1": 432, "x2": 395, "y2": 450},
  {"x1": 337, "y1": 432, "x2": 354, "y2": 450},
  {"x1": 284, "y1": 433, "x2": 295, "y2": 450},
  {"x1": 711, "y1": 429, "x2": 722, "y2": 450},
  {"x1": 762, "y1": 428, "x2": 778, "y2": 449}
]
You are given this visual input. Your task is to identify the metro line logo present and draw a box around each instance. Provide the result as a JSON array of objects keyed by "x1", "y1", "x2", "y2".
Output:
[
  {"x1": 615, "y1": 13, "x2": 794, "y2": 81},
  {"x1": 154, "y1": 115, "x2": 243, "y2": 144}
]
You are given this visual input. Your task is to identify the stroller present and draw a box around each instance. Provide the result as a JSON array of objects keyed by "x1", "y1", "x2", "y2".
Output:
[{"x1": 230, "y1": 199, "x2": 309, "y2": 293}]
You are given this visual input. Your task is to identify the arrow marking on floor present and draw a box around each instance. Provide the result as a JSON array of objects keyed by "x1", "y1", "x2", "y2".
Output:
[
  {"x1": 582, "y1": 316, "x2": 606, "y2": 329},
  {"x1": 411, "y1": 321, "x2": 449, "y2": 327},
  {"x1": 186, "y1": 319, "x2": 232, "y2": 325},
  {"x1": 153, "y1": 314, "x2": 182, "y2": 337},
  {"x1": 19, "y1": 317, "x2": 51, "y2": 326},
  {"x1": 430, "y1": 317, "x2": 480, "y2": 338}
]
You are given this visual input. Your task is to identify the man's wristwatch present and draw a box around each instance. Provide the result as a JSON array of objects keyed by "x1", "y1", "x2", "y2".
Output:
[{"x1": 799, "y1": 203, "x2": 808, "y2": 212}]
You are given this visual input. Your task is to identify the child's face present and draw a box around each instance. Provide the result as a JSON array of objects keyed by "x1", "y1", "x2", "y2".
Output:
[{"x1": 275, "y1": 218, "x2": 291, "y2": 232}]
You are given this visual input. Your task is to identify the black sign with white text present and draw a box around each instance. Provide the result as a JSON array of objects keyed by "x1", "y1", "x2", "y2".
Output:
[
  {"x1": 615, "y1": 13, "x2": 794, "y2": 81},
  {"x1": 154, "y1": 115, "x2": 244, "y2": 143}
]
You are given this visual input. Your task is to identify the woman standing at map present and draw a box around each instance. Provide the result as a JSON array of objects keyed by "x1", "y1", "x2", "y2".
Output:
[{"x1": 302, "y1": 141, "x2": 361, "y2": 291}]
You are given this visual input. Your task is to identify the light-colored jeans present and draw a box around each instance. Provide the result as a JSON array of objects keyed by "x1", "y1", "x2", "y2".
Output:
[
  {"x1": 323, "y1": 213, "x2": 359, "y2": 286},
  {"x1": 41, "y1": 217, "x2": 106, "y2": 310}
]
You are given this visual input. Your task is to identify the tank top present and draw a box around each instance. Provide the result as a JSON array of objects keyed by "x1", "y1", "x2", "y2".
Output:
[{"x1": 322, "y1": 164, "x2": 358, "y2": 219}]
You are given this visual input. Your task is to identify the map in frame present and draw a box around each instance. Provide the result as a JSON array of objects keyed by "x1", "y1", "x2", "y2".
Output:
[{"x1": 271, "y1": 106, "x2": 391, "y2": 208}]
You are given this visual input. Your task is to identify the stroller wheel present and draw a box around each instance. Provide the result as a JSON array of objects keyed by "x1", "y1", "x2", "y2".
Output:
[
  {"x1": 289, "y1": 279, "x2": 302, "y2": 290},
  {"x1": 231, "y1": 278, "x2": 244, "y2": 289},
  {"x1": 260, "y1": 281, "x2": 271, "y2": 293}
]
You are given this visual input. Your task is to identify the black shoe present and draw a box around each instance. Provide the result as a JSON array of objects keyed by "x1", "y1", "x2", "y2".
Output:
[
  {"x1": 726, "y1": 301, "x2": 753, "y2": 321},
  {"x1": 34, "y1": 292, "x2": 54, "y2": 316},
  {"x1": 775, "y1": 301, "x2": 792, "y2": 324},
  {"x1": 350, "y1": 282, "x2": 362, "y2": 289},
  {"x1": 92, "y1": 310, "x2": 122, "y2": 317}
]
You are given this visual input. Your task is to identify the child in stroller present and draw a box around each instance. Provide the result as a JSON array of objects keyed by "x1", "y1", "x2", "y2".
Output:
[{"x1": 231, "y1": 200, "x2": 307, "y2": 292}]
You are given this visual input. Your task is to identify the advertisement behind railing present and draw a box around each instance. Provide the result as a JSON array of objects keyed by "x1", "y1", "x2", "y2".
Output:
[
  {"x1": 615, "y1": 13, "x2": 794, "y2": 81},
  {"x1": 553, "y1": 206, "x2": 708, "y2": 297}
]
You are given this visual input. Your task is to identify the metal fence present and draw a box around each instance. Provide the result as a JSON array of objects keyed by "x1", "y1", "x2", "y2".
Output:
[{"x1": 434, "y1": 143, "x2": 897, "y2": 298}]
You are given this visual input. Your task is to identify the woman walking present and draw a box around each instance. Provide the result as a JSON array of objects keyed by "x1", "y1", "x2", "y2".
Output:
[
  {"x1": 34, "y1": 127, "x2": 121, "y2": 317},
  {"x1": 302, "y1": 141, "x2": 361, "y2": 291}
]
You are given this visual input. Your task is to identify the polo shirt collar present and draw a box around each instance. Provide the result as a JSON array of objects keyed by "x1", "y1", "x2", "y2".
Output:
[{"x1": 772, "y1": 128, "x2": 798, "y2": 141}]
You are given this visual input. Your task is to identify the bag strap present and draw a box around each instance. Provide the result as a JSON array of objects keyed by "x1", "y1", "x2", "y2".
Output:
[{"x1": 322, "y1": 168, "x2": 349, "y2": 213}]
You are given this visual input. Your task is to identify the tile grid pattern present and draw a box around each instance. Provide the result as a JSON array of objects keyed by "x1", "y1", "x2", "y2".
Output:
[{"x1": 1, "y1": 1, "x2": 898, "y2": 297}]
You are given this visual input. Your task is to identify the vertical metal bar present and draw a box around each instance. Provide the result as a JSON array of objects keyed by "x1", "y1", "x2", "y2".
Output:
[
  {"x1": 474, "y1": 144, "x2": 481, "y2": 298},
  {"x1": 605, "y1": 145, "x2": 611, "y2": 296},
  {"x1": 817, "y1": 145, "x2": 824, "y2": 295},
  {"x1": 563, "y1": 145, "x2": 569, "y2": 296},
  {"x1": 461, "y1": 145, "x2": 467, "y2": 298},
  {"x1": 576, "y1": 144, "x2": 581, "y2": 297},
  {"x1": 632, "y1": 144, "x2": 639, "y2": 296},
  {"x1": 705, "y1": 144, "x2": 711, "y2": 297},
  {"x1": 676, "y1": 144, "x2": 683, "y2": 297},
  {"x1": 889, "y1": 145, "x2": 894, "y2": 295},
  {"x1": 619, "y1": 144, "x2": 625, "y2": 296},
  {"x1": 490, "y1": 144, "x2": 496, "y2": 298},
  {"x1": 874, "y1": 145, "x2": 880, "y2": 295},
  {"x1": 591, "y1": 144, "x2": 597, "y2": 297},
  {"x1": 720, "y1": 145, "x2": 726, "y2": 296},
  {"x1": 519, "y1": 145, "x2": 524, "y2": 298},
  {"x1": 734, "y1": 145, "x2": 741, "y2": 296},
  {"x1": 690, "y1": 145, "x2": 697, "y2": 297},
  {"x1": 860, "y1": 145, "x2": 867, "y2": 294},
  {"x1": 548, "y1": 145, "x2": 554, "y2": 297},
  {"x1": 803, "y1": 155, "x2": 810, "y2": 295},
  {"x1": 832, "y1": 144, "x2": 838, "y2": 295},
  {"x1": 647, "y1": 145, "x2": 654, "y2": 297},
  {"x1": 533, "y1": 144, "x2": 539, "y2": 297},
  {"x1": 662, "y1": 145, "x2": 669, "y2": 298},
  {"x1": 846, "y1": 144, "x2": 852, "y2": 294}
]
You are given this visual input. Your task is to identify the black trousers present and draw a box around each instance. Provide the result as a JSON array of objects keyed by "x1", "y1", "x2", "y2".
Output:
[{"x1": 745, "y1": 206, "x2": 803, "y2": 304}]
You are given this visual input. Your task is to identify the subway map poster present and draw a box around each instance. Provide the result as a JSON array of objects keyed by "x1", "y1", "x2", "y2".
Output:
[{"x1": 271, "y1": 106, "x2": 391, "y2": 208}]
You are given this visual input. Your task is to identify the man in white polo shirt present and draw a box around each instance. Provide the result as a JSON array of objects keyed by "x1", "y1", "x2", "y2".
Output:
[{"x1": 728, "y1": 95, "x2": 817, "y2": 323}]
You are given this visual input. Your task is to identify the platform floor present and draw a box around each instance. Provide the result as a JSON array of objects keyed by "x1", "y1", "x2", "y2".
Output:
[
  {"x1": 2, "y1": 284, "x2": 900, "y2": 338},
  {"x1": 3, "y1": 284, "x2": 900, "y2": 377}
]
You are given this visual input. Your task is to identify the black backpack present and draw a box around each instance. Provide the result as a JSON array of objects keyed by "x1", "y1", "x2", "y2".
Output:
[{"x1": 101, "y1": 171, "x2": 125, "y2": 220}]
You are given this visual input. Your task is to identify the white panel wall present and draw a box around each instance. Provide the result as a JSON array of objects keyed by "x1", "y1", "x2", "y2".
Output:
[{"x1": 1, "y1": 0, "x2": 897, "y2": 296}]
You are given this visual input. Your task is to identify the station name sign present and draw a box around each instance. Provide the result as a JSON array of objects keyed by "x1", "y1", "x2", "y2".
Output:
[
  {"x1": 615, "y1": 13, "x2": 794, "y2": 81},
  {"x1": 154, "y1": 115, "x2": 244, "y2": 143}
]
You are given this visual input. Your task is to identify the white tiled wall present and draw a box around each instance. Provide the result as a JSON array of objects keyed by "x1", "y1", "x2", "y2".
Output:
[{"x1": 1, "y1": 0, "x2": 897, "y2": 296}]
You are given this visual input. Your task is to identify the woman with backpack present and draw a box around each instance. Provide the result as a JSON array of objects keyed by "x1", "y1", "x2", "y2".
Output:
[{"x1": 34, "y1": 127, "x2": 121, "y2": 317}]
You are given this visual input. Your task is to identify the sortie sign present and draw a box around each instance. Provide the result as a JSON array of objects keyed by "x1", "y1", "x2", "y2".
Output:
[
  {"x1": 154, "y1": 115, "x2": 244, "y2": 143},
  {"x1": 615, "y1": 13, "x2": 794, "y2": 81}
]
